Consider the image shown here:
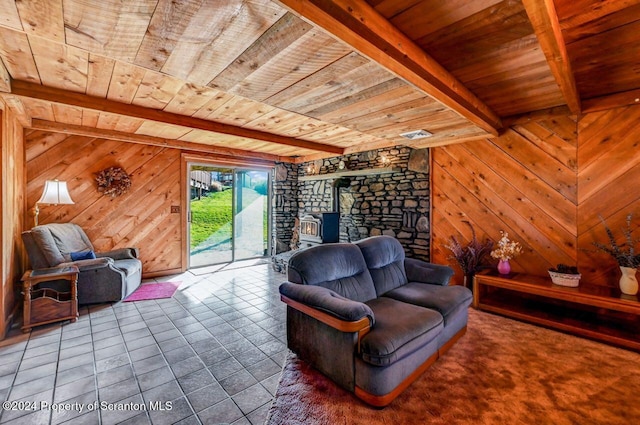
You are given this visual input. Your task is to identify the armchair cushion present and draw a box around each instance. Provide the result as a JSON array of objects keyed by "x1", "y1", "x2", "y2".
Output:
[
  {"x1": 360, "y1": 297, "x2": 443, "y2": 367},
  {"x1": 97, "y1": 248, "x2": 139, "y2": 260},
  {"x1": 113, "y1": 259, "x2": 142, "y2": 277},
  {"x1": 70, "y1": 250, "x2": 96, "y2": 261},
  {"x1": 61, "y1": 257, "x2": 113, "y2": 272},
  {"x1": 28, "y1": 227, "x2": 66, "y2": 267},
  {"x1": 33, "y1": 223, "x2": 94, "y2": 263},
  {"x1": 280, "y1": 282, "x2": 375, "y2": 324}
]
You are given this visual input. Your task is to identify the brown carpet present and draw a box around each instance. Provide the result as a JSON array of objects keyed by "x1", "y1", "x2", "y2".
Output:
[{"x1": 266, "y1": 309, "x2": 640, "y2": 425}]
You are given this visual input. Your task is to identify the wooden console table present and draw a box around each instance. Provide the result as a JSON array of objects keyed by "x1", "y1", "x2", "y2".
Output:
[
  {"x1": 21, "y1": 266, "x2": 79, "y2": 332},
  {"x1": 473, "y1": 270, "x2": 640, "y2": 351}
]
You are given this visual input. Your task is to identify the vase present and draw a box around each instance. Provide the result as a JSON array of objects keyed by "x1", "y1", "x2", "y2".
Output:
[
  {"x1": 619, "y1": 266, "x2": 638, "y2": 295},
  {"x1": 463, "y1": 274, "x2": 474, "y2": 291},
  {"x1": 497, "y1": 259, "x2": 511, "y2": 275}
]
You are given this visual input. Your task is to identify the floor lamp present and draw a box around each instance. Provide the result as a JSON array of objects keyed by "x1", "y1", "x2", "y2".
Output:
[{"x1": 34, "y1": 180, "x2": 75, "y2": 227}]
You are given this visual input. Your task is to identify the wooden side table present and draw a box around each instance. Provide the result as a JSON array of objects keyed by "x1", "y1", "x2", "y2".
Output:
[{"x1": 21, "y1": 266, "x2": 79, "y2": 332}]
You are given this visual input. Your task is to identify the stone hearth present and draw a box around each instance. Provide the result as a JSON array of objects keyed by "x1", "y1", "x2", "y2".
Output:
[{"x1": 272, "y1": 146, "x2": 431, "y2": 264}]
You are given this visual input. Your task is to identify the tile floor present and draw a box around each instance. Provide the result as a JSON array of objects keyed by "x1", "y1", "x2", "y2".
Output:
[{"x1": 0, "y1": 261, "x2": 288, "y2": 425}]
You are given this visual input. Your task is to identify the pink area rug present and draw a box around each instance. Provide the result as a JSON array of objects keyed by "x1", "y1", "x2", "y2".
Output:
[{"x1": 123, "y1": 281, "x2": 181, "y2": 302}]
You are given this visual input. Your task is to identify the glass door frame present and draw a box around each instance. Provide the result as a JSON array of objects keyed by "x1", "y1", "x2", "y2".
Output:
[{"x1": 186, "y1": 161, "x2": 271, "y2": 269}]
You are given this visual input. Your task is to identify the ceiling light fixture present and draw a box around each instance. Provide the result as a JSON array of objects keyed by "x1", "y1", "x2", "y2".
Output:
[{"x1": 399, "y1": 129, "x2": 433, "y2": 140}]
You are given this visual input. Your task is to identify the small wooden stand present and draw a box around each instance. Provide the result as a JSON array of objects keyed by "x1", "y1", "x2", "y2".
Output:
[
  {"x1": 473, "y1": 270, "x2": 640, "y2": 351},
  {"x1": 21, "y1": 266, "x2": 79, "y2": 332}
]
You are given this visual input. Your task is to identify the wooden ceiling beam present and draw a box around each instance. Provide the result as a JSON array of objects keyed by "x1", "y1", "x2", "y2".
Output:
[
  {"x1": 292, "y1": 151, "x2": 337, "y2": 164},
  {"x1": 501, "y1": 105, "x2": 574, "y2": 127},
  {"x1": 522, "y1": 0, "x2": 581, "y2": 115},
  {"x1": 0, "y1": 59, "x2": 10, "y2": 93},
  {"x1": 275, "y1": 0, "x2": 502, "y2": 136},
  {"x1": 582, "y1": 89, "x2": 640, "y2": 114},
  {"x1": 1, "y1": 95, "x2": 30, "y2": 127},
  {"x1": 29, "y1": 119, "x2": 295, "y2": 164},
  {"x1": 10, "y1": 79, "x2": 344, "y2": 155}
]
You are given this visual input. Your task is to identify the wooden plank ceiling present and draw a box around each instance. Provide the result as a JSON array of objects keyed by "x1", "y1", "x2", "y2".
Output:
[{"x1": 0, "y1": 0, "x2": 639, "y2": 162}]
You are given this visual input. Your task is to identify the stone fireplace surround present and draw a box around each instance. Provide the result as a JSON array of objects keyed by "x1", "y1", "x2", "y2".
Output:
[{"x1": 272, "y1": 146, "x2": 431, "y2": 262}]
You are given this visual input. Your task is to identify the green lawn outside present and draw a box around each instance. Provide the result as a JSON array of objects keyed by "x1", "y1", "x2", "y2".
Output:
[{"x1": 190, "y1": 188, "x2": 263, "y2": 249}]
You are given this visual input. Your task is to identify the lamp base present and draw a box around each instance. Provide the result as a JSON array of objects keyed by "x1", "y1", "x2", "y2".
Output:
[{"x1": 32, "y1": 204, "x2": 40, "y2": 227}]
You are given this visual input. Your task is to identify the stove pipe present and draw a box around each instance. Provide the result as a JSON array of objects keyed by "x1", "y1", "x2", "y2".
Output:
[{"x1": 332, "y1": 177, "x2": 351, "y2": 213}]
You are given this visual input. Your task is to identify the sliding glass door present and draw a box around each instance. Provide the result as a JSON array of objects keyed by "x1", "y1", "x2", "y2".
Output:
[
  {"x1": 233, "y1": 170, "x2": 269, "y2": 261},
  {"x1": 188, "y1": 165, "x2": 269, "y2": 268}
]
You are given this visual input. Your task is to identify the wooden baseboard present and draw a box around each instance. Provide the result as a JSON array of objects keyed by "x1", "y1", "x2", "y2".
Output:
[
  {"x1": 354, "y1": 326, "x2": 468, "y2": 407},
  {"x1": 142, "y1": 268, "x2": 184, "y2": 279},
  {"x1": 1, "y1": 300, "x2": 22, "y2": 341}
]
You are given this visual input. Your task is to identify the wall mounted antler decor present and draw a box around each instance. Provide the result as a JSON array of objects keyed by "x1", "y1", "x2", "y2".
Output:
[{"x1": 96, "y1": 166, "x2": 132, "y2": 197}]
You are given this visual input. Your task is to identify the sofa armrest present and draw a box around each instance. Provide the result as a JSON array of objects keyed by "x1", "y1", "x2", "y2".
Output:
[
  {"x1": 405, "y1": 258, "x2": 455, "y2": 286},
  {"x1": 279, "y1": 282, "x2": 374, "y2": 329},
  {"x1": 60, "y1": 257, "x2": 114, "y2": 272},
  {"x1": 97, "y1": 247, "x2": 139, "y2": 260}
]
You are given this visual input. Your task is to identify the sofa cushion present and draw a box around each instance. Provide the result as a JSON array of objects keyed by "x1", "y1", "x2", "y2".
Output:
[
  {"x1": 405, "y1": 258, "x2": 455, "y2": 286},
  {"x1": 288, "y1": 243, "x2": 377, "y2": 303},
  {"x1": 383, "y1": 282, "x2": 472, "y2": 324},
  {"x1": 356, "y1": 235, "x2": 408, "y2": 296},
  {"x1": 359, "y1": 297, "x2": 443, "y2": 367}
]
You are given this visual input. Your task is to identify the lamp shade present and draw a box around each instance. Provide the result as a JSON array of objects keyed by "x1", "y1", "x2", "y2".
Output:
[{"x1": 37, "y1": 180, "x2": 75, "y2": 205}]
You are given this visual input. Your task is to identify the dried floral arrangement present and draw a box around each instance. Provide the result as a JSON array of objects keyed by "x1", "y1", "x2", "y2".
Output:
[
  {"x1": 445, "y1": 222, "x2": 494, "y2": 276},
  {"x1": 490, "y1": 231, "x2": 523, "y2": 261},
  {"x1": 96, "y1": 166, "x2": 131, "y2": 198},
  {"x1": 549, "y1": 264, "x2": 579, "y2": 274},
  {"x1": 593, "y1": 214, "x2": 640, "y2": 269}
]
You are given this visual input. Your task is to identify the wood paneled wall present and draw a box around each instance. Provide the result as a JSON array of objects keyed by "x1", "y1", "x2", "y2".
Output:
[
  {"x1": 25, "y1": 131, "x2": 184, "y2": 276},
  {"x1": 577, "y1": 106, "x2": 640, "y2": 287},
  {"x1": 19, "y1": 103, "x2": 640, "y2": 294},
  {"x1": 432, "y1": 105, "x2": 640, "y2": 288},
  {"x1": 1, "y1": 101, "x2": 26, "y2": 337}
]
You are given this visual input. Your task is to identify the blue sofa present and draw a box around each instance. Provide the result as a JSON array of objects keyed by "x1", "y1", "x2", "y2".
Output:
[{"x1": 279, "y1": 235, "x2": 472, "y2": 406}]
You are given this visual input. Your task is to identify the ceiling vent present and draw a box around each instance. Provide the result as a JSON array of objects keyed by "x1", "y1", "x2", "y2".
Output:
[{"x1": 399, "y1": 129, "x2": 433, "y2": 140}]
